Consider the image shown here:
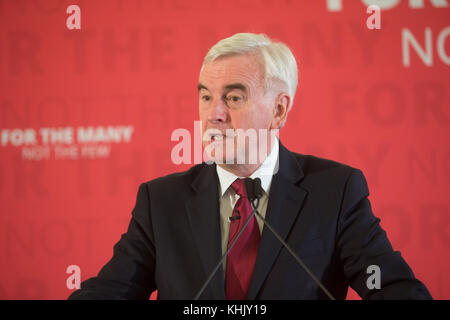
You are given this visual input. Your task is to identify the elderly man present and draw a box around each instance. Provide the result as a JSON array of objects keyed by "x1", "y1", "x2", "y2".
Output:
[{"x1": 69, "y1": 33, "x2": 431, "y2": 300}]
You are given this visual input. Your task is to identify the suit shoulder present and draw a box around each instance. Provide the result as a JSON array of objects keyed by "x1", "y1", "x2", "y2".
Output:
[
  {"x1": 291, "y1": 151, "x2": 361, "y2": 181},
  {"x1": 140, "y1": 163, "x2": 207, "y2": 192}
]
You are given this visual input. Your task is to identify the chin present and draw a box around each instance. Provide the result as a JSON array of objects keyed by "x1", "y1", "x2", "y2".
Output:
[{"x1": 202, "y1": 142, "x2": 235, "y2": 165}]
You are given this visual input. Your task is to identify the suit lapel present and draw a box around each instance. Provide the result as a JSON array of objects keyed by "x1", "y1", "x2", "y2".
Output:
[
  {"x1": 247, "y1": 143, "x2": 308, "y2": 299},
  {"x1": 185, "y1": 164, "x2": 226, "y2": 299}
]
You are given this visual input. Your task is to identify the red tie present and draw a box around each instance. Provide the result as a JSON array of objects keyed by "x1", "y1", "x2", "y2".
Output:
[{"x1": 225, "y1": 178, "x2": 261, "y2": 300}]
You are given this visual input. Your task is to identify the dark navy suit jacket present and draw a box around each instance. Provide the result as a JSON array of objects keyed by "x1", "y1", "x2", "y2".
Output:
[{"x1": 69, "y1": 143, "x2": 432, "y2": 299}]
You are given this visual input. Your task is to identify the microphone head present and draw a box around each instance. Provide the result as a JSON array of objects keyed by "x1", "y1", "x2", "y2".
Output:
[
  {"x1": 244, "y1": 178, "x2": 254, "y2": 200},
  {"x1": 244, "y1": 177, "x2": 263, "y2": 201},
  {"x1": 253, "y1": 177, "x2": 263, "y2": 199}
]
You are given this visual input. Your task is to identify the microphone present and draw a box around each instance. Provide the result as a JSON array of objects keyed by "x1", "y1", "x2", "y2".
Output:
[
  {"x1": 193, "y1": 177, "x2": 335, "y2": 300},
  {"x1": 193, "y1": 179, "x2": 261, "y2": 300},
  {"x1": 246, "y1": 178, "x2": 336, "y2": 300},
  {"x1": 229, "y1": 215, "x2": 240, "y2": 222},
  {"x1": 244, "y1": 177, "x2": 263, "y2": 201}
]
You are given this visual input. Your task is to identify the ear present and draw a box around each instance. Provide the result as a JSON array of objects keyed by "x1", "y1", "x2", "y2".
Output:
[{"x1": 270, "y1": 93, "x2": 290, "y2": 129}]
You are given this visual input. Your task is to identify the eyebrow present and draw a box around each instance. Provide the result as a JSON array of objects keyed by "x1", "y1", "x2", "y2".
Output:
[
  {"x1": 198, "y1": 83, "x2": 208, "y2": 92},
  {"x1": 197, "y1": 82, "x2": 248, "y2": 93},
  {"x1": 224, "y1": 83, "x2": 247, "y2": 93}
]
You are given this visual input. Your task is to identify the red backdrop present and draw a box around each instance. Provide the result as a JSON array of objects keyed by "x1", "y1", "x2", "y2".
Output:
[{"x1": 0, "y1": 0, "x2": 449, "y2": 300}]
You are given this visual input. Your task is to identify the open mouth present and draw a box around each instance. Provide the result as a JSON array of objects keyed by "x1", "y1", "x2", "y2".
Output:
[
  {"x1": 210, "y1": 133, "x2": 225, "y2": 142},
  {"x1": 205, "y1": 129, "x2": 236, "y2": 143}
]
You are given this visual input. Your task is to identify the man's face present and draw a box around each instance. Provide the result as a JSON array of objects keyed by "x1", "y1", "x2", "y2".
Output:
[{"x1": 198, "y1": 53, "x2": 279, "y2": 165}]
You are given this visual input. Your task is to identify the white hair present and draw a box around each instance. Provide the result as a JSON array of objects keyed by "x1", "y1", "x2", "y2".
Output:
[{"x1": 201, "y1": 33, "x2": 298, "y2": 126}]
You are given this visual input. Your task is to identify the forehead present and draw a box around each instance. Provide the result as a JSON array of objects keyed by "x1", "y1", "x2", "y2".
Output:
[{"x1": 199, "y1": 53, "x2": 264, "y2": 91}]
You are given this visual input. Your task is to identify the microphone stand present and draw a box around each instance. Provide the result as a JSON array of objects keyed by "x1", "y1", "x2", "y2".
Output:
[
  {"x1": 250, "y1": 198, "x2": 336, "y2": 300},
  {"x1": 193, "y1": 198, "x2": 260, "y2": 300},
  {"x1": 193, "y1": 177, "x2": 336, "y2": 300}
]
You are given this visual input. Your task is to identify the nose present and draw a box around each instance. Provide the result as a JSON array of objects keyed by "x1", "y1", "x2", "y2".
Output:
[{"x1": 207, "y1": 98, "x2": 229, "y2": 124}]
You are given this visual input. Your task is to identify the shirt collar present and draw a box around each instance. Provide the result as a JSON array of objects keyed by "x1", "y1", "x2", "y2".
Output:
[{"x1": 216, "y1": 137, "x2": 279, "y2": 196}]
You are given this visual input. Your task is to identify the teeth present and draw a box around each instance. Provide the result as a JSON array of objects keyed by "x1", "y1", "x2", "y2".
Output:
[{"x1": 213, "y1": 135, "x2": 223, "y2": 141}]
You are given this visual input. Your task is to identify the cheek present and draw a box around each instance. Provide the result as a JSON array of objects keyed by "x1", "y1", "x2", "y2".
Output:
[
  {"x1": 254, "y1": 102, "x2": 275, "y2": 124},
  {"x1": 198, "y1": 105, "x2": 205, "y2": 118},
  {"x1": 228, "y1": 110, "x2": 245, "y2": 128},
  {"x1": 199, "y1": 107, "x2": 207, "y2": 124},
  {"x1": 230, "y1": 110, "x2": 259, "y2": 130},
  {"x1": 243, "y1": 106, "x2": 271, "y2": 129}
]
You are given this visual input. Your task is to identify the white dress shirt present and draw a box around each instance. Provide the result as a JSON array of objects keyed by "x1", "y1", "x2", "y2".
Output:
[{"x1": 216, "y1": 138, "x2": 280, "y2": 274}]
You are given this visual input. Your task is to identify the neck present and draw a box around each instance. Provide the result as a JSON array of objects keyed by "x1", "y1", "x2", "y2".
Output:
[{"x1": 217, "y1": 163, "x2": 260, "y2": 178}]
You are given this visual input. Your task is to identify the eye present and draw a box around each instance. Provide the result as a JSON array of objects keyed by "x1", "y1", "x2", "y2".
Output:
[
  {"x1": 225, "y1": 95, "x2": 243, "y2": 103},
  {"x1": 224, "y1": 94, "x2": 245, "y2": 108},
  {"x1": 201, "y1": 95, "x2": 211, "y2": 102}
]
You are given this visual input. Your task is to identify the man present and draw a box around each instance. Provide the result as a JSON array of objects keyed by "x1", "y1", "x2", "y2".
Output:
[{"x1": 69, "y1": 33, "x2": 432, "y2": 300}]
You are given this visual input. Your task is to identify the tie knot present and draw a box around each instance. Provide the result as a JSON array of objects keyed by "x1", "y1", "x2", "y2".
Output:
[{"x1": 231, "y1": 178, "x2": 247, "y2": 198}]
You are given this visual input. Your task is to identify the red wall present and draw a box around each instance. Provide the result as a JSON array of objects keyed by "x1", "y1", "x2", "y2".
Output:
[{"x1": 0, "y1": 0, "x2": 449, "y2": 299}]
